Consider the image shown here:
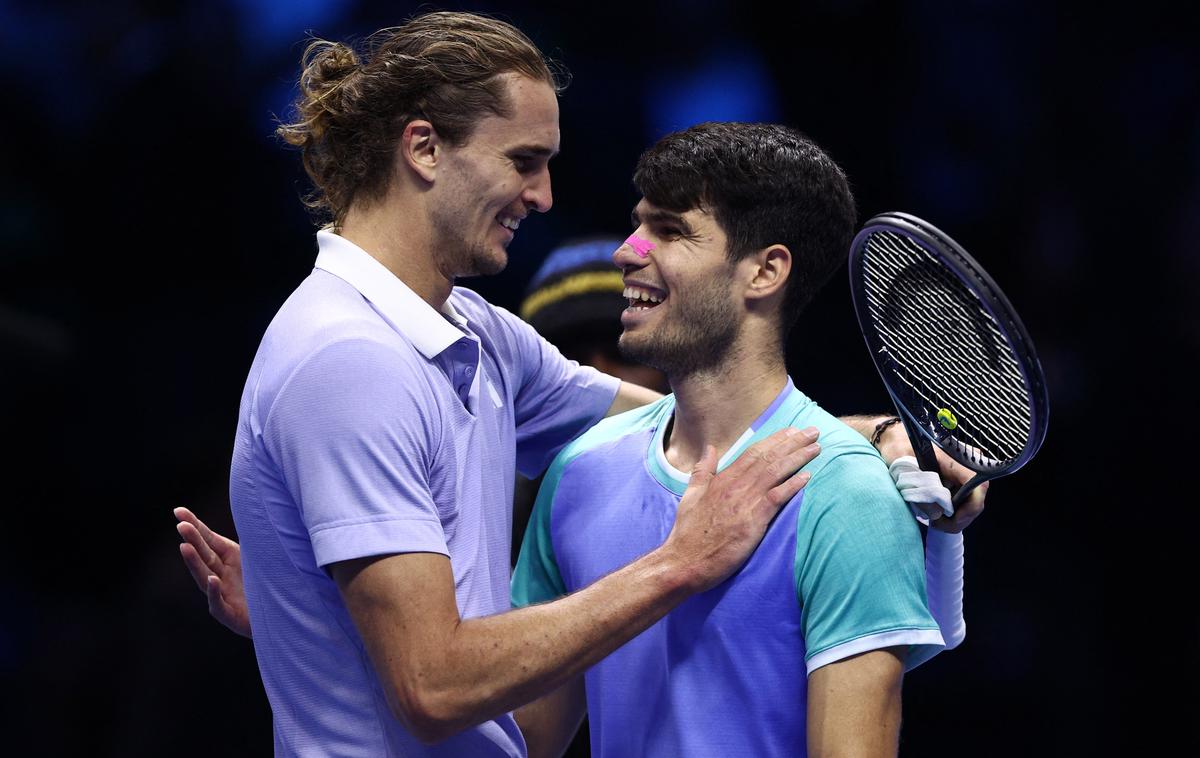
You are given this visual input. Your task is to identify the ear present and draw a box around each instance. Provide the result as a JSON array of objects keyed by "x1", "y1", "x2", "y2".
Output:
[
  {"x1": 398, "y1": 120, "x2": 440, "y2": 183},
  {"x1": 743, "y1": 244, "x2": 792, "y2": 303}
]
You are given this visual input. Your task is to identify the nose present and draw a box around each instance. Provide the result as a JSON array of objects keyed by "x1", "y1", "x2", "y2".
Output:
[
  {"x1": 523, "y1": 165, "x2": 553, "y2": 213},
  {"x1": 612, "y1": 234, "x2": 648, "y2": 269}
]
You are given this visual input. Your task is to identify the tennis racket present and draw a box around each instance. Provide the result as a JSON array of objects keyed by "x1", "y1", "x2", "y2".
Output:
[{"x1": 848, "y1": 212, "x2": 1049, "y2": 507}]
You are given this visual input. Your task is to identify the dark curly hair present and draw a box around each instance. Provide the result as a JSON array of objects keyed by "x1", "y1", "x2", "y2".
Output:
[
  {"x1": 276, "y1": 12, "x2": 566, "y2": 227},
  {"x1": 633, "y1": 122, "x2": 858, "y2": 337}
]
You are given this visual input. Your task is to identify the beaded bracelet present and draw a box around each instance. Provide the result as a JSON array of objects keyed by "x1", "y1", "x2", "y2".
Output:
[{"x1": 869, "y1": 416, "x2": 902, "y2": 448}]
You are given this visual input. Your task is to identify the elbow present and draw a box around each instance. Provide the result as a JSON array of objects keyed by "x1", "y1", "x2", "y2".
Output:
[{"x1": 387, "y1": 682, "x2": 471, "y2": 745}]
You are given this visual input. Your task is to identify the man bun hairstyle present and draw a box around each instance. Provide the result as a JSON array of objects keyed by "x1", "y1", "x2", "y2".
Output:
[{"x1": 276, "y1": 11, "x2": 566, "y2": 227}]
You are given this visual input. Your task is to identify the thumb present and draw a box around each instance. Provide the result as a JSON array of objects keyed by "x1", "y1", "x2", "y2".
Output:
[{"x1": 690, "y1": 445, "x2": 719, "y2": 485}]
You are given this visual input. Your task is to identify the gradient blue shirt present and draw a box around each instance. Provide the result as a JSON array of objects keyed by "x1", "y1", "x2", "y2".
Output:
[
  {"x1": 512, "y1": 379, "x2": 943, "y2": 757},
  {"x1": 230, "y1": 231, "x2": 619, "y2": 757}
]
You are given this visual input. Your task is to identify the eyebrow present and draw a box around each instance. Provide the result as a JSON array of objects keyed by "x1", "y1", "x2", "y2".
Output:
[
  {"x1": 509, "y1": 144, "x2": 560, "y2": 160},
  {"x1": 630, "y1": 206, "x2": 693, "y2": 235}
]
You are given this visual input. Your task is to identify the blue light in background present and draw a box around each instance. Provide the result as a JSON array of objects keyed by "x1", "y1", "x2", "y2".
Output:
[
  {"x1": 644, "y1": 47, "x2": 781, "y2": 139},
  {"x1": 232, "y1": 0, "x2": 351, "y2": 56}
]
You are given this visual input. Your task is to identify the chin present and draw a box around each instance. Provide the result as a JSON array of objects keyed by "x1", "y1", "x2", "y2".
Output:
[
  {"x1": 476, "y1": 254, "x2": 507, "y2": 276},
  {"x1": 466, "y1": 247, "x2": 508, "y2": 277}
]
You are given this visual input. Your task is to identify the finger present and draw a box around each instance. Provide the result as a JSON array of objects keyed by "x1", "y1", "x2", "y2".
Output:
[
  {"x1": 177, "y1": 521, "x2": 221, "y2": 570},
  {"x1": 184, "y1": 508, "x2": 229, "y2": 552},
  {"x1": 766, "y1": 469, "x2": 812, "y2": 509},
  {"x1": 937, "y1": 482, "x2": 988, "y2": 533},
  {"x1": 762, "y1": 440, "x2": 820, "y2": 505},
  {"x1": 917, "y1": 502, "x2": 943, "y2": 521},
  {"x1": 690, "y1": 445, "x2": 719, "y2": 484},
  {"x1": 174, "y1": 506, "x2": 214, "y2": 539},
  {"x1": 179, "y1": 542, "x2": 215, "y2": 593},
  {"x1": 206, "y1": 575, "x2": 229, "y2": 618},
  {"x1": 732, "y1": 427, "x2": 817, "y2": 474},
  {"x1": 954, "y1": 484, "x2": 987, "y2": 524}
]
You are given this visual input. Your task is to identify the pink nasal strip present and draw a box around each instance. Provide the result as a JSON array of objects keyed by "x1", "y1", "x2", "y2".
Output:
[{"x1": 625, "y1": 234, "x2": 655, "y2": 258}]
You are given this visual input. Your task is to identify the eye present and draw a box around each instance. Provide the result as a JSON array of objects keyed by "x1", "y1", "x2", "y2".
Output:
[{"x1": 512, "y1": 154, "x2": 538, "y2": 173}]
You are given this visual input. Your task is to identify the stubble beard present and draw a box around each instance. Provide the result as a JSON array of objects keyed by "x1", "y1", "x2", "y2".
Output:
[
  {"x1": 430, "y1": 203, "x2": 508, "y2": 279},
  {"x1": 618, "y1": 283, "x2": 740, "y2": 379}
]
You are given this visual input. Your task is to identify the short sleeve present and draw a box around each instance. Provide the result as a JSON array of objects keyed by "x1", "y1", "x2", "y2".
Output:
[
  {"x1": 491, "y1": 306, "x2": 619, "y2": 477},
  {"x1": 262, "y1": 338, "x2": 449, "y2": 568},
  {"x1": 795, "y1": 453, "x2": 944, "y2": 674},
  {"x1": 510, "y1": 451, "x2": 572, "y2": 607}
]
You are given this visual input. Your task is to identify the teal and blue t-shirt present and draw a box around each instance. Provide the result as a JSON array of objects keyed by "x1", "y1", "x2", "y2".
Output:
[{"x1": 511, "y1": 378, "x2": 945, "y2": 757}]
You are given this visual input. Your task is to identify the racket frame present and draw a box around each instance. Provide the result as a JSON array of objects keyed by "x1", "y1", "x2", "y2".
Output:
[{"x1": 848, "y1": 212, "x2": 1050, "y2": 506}]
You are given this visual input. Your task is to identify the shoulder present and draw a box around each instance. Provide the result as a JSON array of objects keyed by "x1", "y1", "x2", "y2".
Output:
[
  {"x1": 449, "y1": 286, "x2": 525, "y2": 335},
  {"x1": 254, "y1": 278, "x2": 435, "y2": 428},
  {"x1": 781, "y1": 400, "x2": 904, "y2": 516},
  {"x1": 548, "y1": 396, "x2": 672, "y2": 476},
  {"x1": 265, "y1": 270, "x2": 417, "y2": 367}
]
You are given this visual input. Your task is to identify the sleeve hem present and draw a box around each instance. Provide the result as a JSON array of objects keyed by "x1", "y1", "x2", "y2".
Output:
[
  {"x1": 311, "y1": 517, "x2": 448, "y2": 568},
  {"x1": 805, "y1": 628, "x2": 945, "y2": 675}
]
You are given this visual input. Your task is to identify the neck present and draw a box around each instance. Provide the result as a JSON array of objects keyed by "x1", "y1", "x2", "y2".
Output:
[
  {"x1": 663, "y1": 341, "x2": 789, "y2": 473},
  {"x1": 338, "y1": 193, "x2": 453, "y2": 309}
]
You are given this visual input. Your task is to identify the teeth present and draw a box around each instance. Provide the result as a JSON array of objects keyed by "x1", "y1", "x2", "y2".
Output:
[
  {"x1": 622, "y1": 286, "x2": 664, "y2": 304},
  {"x1": 498, "y1": 216, "x2": 520, "y2": 231}
]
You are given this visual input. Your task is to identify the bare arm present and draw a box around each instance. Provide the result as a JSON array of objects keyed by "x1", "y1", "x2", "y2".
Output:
[
  {"x1": 514, "y1": 678, "x2": 586, "y2": 758},
  {"x1": 336, "y1": 428, "x2": 819, "y2": 743},
  {"x1": 807, "y1": 648, "x2": 905, "y2": 758},
  {"x1": 605, "y1": 380, "x2": 664, "y2": 417}
]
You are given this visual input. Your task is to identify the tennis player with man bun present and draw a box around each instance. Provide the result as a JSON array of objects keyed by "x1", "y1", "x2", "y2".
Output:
[{"x1": 174, "y1": 11, "x2": 984, "y2": 757}]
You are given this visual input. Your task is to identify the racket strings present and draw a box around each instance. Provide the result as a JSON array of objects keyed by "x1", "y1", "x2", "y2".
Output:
[{"x1": 861, "y1": 231, "x2": 1032, "y2": 468}]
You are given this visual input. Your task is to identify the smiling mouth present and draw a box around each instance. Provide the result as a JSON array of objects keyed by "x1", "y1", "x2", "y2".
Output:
[{"x1": 623, "y1": 285, "x2": 666, "y2": 310}]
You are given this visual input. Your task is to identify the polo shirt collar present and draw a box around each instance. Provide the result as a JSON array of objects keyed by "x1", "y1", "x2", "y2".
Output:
[{"x1": 313, "y1": 229, "x2": 471, "y2": 358}]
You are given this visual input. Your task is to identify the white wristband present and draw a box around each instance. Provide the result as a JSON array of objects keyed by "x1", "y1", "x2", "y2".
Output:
[{"x1": 888, "y1": 455, "x2": 954, "y2": 519}]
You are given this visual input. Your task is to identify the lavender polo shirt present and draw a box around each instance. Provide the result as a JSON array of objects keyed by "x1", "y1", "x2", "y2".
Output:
[{"x1": 229, "y1": 230, "x2": 619, "y2": 757}]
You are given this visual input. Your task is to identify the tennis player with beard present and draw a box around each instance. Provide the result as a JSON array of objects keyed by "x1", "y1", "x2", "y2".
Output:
[
  {"x1": 174, "y1": 15, "x2": 983, "y2": 757},
  {"x1": 511, "y1": 122, "x2": 978, "y2": 758}
]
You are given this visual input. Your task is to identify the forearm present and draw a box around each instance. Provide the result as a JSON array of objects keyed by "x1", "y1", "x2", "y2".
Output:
[
  {"x1": 344, "y1": 428, "x2": 820, "y2": 742},
  {"x1": 443, "y1": 559, "x2": 682, "y2": 725},
  {"x1": 349, "y1": 549, "x2": 690, "y2": 741},
  {"x1": 839, "y1": 414, "x2": 894, "y2": 443},
  {"x1": 606, "y1": 380, "x2": 664, "y2": 417}
]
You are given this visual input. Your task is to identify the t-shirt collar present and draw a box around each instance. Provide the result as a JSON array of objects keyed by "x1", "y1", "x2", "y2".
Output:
[{"x1": 313, "y1": 229, "x2": 471, "y2": 358}]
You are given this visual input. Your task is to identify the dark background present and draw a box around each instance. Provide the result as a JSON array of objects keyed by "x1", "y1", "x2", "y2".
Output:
[{"x1": 2, "y1": 1, "x2": 1195, "y2": 755}]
